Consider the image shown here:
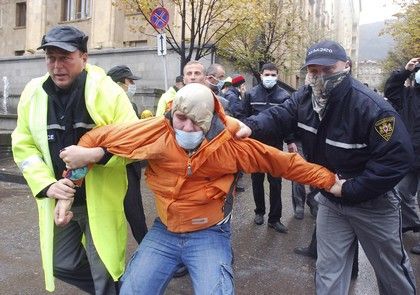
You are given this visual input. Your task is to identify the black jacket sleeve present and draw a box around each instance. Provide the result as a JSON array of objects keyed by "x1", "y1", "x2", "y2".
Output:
[
  {"x1": 384, "y1": 68, "x2": 411, "y2": 111},
  {"x1": 244, "y1": 87, "x2": 303, "y2": 143}
]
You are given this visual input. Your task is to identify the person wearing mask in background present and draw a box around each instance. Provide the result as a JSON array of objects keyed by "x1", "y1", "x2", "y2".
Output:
[
  {"x1": 156, "y1": 75, "x2": 184, "y2": 116},
  {"x1": 225, "y1": 75, "x2": 246, "y2": 116},
  {"x1": 107, "y1": 65, "x2": 141, "y2": 116},
  {"x1": 205, "y1": 63, "x2": 230, "y2": 112},
  {"x1": 385, "y1": 57, "x2": 420, "y2": 255},
  {"x1": 220, "y1": 76, "x2": 232, "y2": 96},
  {"x1": 224, "y1": 74, "x2": 247, "y2": 192},
  {"x1": 12, "y1": 25, "x2": 138, "y2": 294},
  {"x1": 234, "y1": 63, "x2": 292, "y2": 233},
  {"x1": 107, "y1": 65, "x2": 148, "y2": 245},
  {"x1": 238, "y1": 40, "x2": 416, "y2": 294},
  {"x1": 58, "y1": 83, "x2": 341, "y2": 294}
]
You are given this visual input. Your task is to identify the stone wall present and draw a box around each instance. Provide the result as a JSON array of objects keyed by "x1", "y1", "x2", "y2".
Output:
[{"x1": 0, "y1": 47, "x2": 212, "y2": 115}]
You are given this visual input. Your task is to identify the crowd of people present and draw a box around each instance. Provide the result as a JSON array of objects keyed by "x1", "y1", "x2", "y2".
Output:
[{"x1": 11, "y1": 24, "x2": 419, "y2": 295}]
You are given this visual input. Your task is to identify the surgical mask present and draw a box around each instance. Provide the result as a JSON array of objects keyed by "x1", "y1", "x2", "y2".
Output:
[
  {"x1": 127, "y1": 83, "x2": 136, "y2": 98},
  {"x1": 208, "y1": 77, "x2": 224, "y2": 93},
  {"x1": 175, "y1": 128, "x2": 204, "y2": 150},
  {"x1": 415, "y1": 71, "x2": 420, "y2": 84},
  {"x1": 262, "y1": 76, "x2": 277, "y2": 89}
]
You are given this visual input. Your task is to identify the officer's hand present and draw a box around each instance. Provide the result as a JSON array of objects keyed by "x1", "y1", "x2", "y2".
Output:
[
  {"x1": 55, "y1": 198, "x2": 74, "y2": 226},
  {"x1": 235, "y1": 122, "x2": 252, "y2": 139},
  {"x1": 287, "y1": 142, "x2": 298, "y2": 153},
  {"x1": 60, "y1": 145, "x2": 105, "y2": 169},
  {"x1": 46, "y1": 179, "x2": 76, "y2": 200},
  {"x1": 328, "y1": 174, "x2": 345, "y2": 197},
  {"x1": 405, "y1": 57, "x2": 420, "y2": 72}
]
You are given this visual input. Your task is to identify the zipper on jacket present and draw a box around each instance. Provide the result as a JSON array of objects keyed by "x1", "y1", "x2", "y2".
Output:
[{"x1": 187, "y1": 158, "x2": 192, "y2": 176}]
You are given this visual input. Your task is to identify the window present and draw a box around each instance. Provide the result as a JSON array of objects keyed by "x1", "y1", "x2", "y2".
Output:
[
  {"x1": 16, "y1": 2, "x2": 26, "y2": 27},
  {"x1": 62, "y1": 0, "x2": 91, "y2": 21}
]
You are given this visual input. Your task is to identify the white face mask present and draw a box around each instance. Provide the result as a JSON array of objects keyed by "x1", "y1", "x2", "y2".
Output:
[
  {"x1": 175, "y1": 128, "x2": 204, "y2": 150},
  {"x1": 415, "y1": 71, "x2": 420, "y2": 84},
  {"x1": 127, "y1": 83, "x2": 136, "y2": 98},
  {"x1": 262, "y1": 76, "x2": 277, "y2": 89}
]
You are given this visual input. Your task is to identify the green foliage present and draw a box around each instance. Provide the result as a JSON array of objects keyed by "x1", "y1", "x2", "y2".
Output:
[
  {"x1": 216, "y1": 0, "x2": 316, "y2": 82},
  {"x1": 114, "y1": 0, "x2": 259, "y2": 73},
  {"x1": 381, "y1": 1, "x2": 420, "y2": 74}
]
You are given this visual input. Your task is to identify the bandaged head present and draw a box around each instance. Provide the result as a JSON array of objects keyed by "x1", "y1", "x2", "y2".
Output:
[{"x1": 172, "y1": 83, "x2": 215, "y2": 133}]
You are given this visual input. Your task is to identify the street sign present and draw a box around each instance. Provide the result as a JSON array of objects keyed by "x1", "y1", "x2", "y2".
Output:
[
  {"x1": 157, "y1": 33, "x2": 167, "y2": 56},
  {"x1": 150, "y1": 7, "x2": 170, "y2": 30}
]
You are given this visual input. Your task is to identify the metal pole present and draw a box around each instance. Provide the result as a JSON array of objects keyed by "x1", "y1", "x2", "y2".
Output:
[{"x1": 162, "y1": 54, "x2": 168, "y2": 91}]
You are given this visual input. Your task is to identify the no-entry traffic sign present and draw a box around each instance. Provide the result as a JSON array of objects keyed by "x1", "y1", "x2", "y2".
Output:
[{"x1": 150, "y1": 7, "x2": 170, "y2": 30}]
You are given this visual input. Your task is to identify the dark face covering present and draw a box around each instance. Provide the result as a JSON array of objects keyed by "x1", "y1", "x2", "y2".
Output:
[{"x1": 306, "y1": 67, "x2": 350, "y2": 120}]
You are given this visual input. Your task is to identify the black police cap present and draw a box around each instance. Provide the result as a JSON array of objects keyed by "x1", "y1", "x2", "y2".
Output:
[{"x1": 107, "y1": 65, "x2": 141, "y2": 83}]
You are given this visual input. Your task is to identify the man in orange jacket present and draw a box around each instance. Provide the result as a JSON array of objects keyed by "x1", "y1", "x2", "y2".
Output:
[{"x1": 58, "y1": 83, "x2": 341, "y2": 294}]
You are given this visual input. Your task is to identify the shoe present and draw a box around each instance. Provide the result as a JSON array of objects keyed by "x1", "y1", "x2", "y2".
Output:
[
  {"x1": 294, "y1": 246, "x2": 316, "y2": 259},
  {"x1": 268, "y1": 221, "x2": 288, "y2": 233},
  {"x1": 411, "y1": 244, "x2": 420, "y2": 255},
  {"x1": 254, "y1": 214, "x2": 264, "y2": 225},
  {"x1": 173, "y1": 265, "x2": 188, "y2": 278},
  {"x1": 294, "y1": 207, "x2": 304, "y2": 220}
]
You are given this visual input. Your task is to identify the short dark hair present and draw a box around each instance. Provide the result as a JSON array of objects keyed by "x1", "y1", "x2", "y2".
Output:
[
  {"x1": 261, "y1": 62, "x2": 278, "y2": 73},
  {"x1": 175, "y1": 75, "x2": 184, "y2": 83}
]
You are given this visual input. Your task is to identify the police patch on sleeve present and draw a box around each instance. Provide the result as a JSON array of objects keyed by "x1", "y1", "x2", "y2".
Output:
[{"x1": 374, "y1": 116, "x2": 395, "y2": 141}]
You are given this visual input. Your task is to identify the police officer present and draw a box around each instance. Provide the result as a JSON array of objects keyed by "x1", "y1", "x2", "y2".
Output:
[
  {"x1": 12, "y1": 25, "x2": 138, "y2": 294},
  {"x1": 235, "y1": 63, "x2": 292, "y2": 233},
  {"x1": 239, "y1": 40, "x2": 417, "y2": 294},
  {"x1": 385, "y1": 57, "x2": 420, "y2": 255},
  {"x1": 108, "y1": 65, "x2": 148, "y2": 245},
  {"x1": 107, "y1": 65, "x2": 141, "y2": 115}
]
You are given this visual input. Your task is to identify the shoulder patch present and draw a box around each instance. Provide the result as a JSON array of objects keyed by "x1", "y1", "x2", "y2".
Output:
[{"x1": 374, "y1": 116, "x2": 395, "y2": 141}]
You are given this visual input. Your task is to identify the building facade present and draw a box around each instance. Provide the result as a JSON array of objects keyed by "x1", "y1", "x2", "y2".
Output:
[
  {"x1": 357, "y1": 59, "x2": 384, "y2": 91},
  {"x1": 0, "y1": 0, "x2": 361, "y2": 103}
]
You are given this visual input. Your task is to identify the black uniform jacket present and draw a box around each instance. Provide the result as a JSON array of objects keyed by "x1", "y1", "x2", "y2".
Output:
[
  {"x1": 237, "y1": 83, "x2": 291, "y2": 149},
  {"x1": 246, "y1": 75, "x2": 414, "y2": 204},
  {"x1": 385, "y1": 68, "x2": 420, "y2": 170}
]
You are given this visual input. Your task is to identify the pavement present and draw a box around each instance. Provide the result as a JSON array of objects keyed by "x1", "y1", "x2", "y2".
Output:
[{"x1": 0, "y1": 152, "x2": 419, "y2": 295}]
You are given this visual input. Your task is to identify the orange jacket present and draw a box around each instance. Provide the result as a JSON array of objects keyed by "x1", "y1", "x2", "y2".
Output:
[{"x1": 79, "y1": 98, "x2": 335, "y2": 233}]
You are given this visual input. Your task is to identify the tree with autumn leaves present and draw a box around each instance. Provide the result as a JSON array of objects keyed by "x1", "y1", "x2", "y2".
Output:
[
  {"x1": 381, "y1": 0, "x2": 420, "y2": 74},
  {"x1": 114, "y1": 0, "x2": 259, "y2": 74},
  {"x1": 113, "y1": 0, "x2": 315, "y2": 79}
]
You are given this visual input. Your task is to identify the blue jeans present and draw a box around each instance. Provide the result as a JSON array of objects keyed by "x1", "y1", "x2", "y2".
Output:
[{"x1": 120, "y1": 218, "x2": 234, "y2": 295}]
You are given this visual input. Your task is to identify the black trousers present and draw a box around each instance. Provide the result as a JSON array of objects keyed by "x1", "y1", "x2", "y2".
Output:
[
  {"x1": 124, "y1": 162, "x2": 148, "y2": 244},
  {"x1": 252, "y1": 172, "x2": 282, "y2": 223},
  {"x1": 53, "y1": 206, "x2": 117, "y2": 295}
]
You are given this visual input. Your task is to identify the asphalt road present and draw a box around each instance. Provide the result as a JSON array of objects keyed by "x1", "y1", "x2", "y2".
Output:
[{"x1": 0, "y1": 154, "x2": 419, "y2": 295}]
